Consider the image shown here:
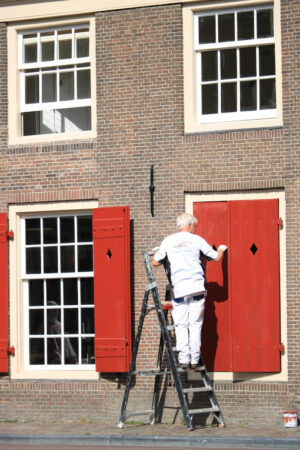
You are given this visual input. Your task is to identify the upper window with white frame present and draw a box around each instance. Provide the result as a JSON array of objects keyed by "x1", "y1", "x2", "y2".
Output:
[
  {"x1": 19, "y1": 24, "x2": 91, "y2": 136},
  {"x1": 196, "y1": 6, "x2": 275, "y2": 122},
  {"x1": 183, "y1": 2, "x2": 282, "y2": 133}
]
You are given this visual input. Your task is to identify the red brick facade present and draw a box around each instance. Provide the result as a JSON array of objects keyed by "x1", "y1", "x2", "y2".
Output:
[{"x1": 0, "y1": 1, "x2": 299, "y2": 426}]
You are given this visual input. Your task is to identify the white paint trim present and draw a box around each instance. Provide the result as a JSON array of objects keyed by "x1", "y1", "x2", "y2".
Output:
[
  {"x1": 185, "y1": 190, "x2": 287, "y2": 382},
  {"x1": 9, "y1": 200, "x2": 99, "y2": 380}
]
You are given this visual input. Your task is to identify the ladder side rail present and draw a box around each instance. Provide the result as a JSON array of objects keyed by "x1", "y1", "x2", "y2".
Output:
[
  {"x1": 118, "y1": 288, "x2": 150, "y2": 428},
  {"x1": 143, "y1": 252, "x2": 193, "y2": 431},
  {"x1": 151, "y1": 333, "x2": 164, "y2": 422}
]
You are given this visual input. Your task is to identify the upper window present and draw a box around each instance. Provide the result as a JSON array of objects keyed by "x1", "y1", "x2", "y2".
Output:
[
  {"x1": 19, "y1": 25, "x2": 91, "y2": 136},
  {"x1": 183, "y1": 2, "x2": 282, "y2": 133}
]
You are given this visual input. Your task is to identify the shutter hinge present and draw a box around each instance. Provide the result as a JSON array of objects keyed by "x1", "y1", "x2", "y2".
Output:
[
  {"x1": 279, "y1": 343, "x2": 285, "y2": 352},
  {"x1": 0, "y1": 230, "x2": 14, "y2": 242},
  {"x1": 8, "y1": 346, "x2": 15, "y2": 356},
  {"x1": 277, "y1": 218, "x2": 283, "y2": 228}
]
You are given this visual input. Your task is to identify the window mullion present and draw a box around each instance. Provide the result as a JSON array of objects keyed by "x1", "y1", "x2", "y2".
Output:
[
  {"x1": 237, "y1": 48, "x2": 240, "y2": 113},
  {"x1": 217, "y1": 50, "x2": 221, "y2": 114}
]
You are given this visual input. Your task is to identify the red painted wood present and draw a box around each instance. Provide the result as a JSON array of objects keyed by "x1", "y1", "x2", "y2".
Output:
[
  {"x1": 193, "y1": 199, "x2": 281, "y2": 373},
  {"x1": 0, "y1": 213, "x2": 8, "y2": 373},
  {"x1": 230, "y1": 199, "x2": 280, "y2": 372},
  {"x1": 193, "y1": 202, "x2": 232, "y2": 371},
  {"x1": 93, "y1": 206, "x2": 131, "y2": 372}
]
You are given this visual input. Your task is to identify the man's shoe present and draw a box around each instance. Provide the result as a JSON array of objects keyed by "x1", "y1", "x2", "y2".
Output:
[{"x1": 178, "y1": 363, "x2": 190, "y2": 371}]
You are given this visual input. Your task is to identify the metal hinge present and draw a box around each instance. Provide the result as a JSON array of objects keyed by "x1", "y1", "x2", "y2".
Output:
[
  {"x1": 0, "y1": 230, "x2": 14, "y2": 242},
  {"x1": 277, "y1": 218, "x2": 283, "y2": 228}
]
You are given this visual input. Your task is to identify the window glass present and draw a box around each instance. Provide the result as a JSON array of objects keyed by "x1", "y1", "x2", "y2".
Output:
[
  {"x1": 240, "y1": 80, "x2": 257, "y2": 111},
  {"x1": 202, "y1": 84, "x2": 218, "y2": 115},
  {"x1": 199, "y1": 15, "x2": 215, "y2": 44},
  {"x1": 25, "y1": 75, "x2": 39, "y2": 104},
  {"x1": 221, "y1": 83, "x2": 237, "y2": 113},
  {"x1": 218, "y1": 13, "x2": 234, "y2": 42},
  {"x1": 238, "y1": 11, "x2": 254, "y2": 40},
  {"x1": 257, "y1": 9, "x2": 273, "y2": 38},
  {"x1": 41, "y1": 32, "x2": 55, "y2": 62},
  {"x1": 42, "y1": 73, "x2": 57, "y2": 103},
  {"x1": 202, "y1": 52, "x2": 217, "y2": 81},
  {"x1": 259, "y1": 45, "x2": 275, "y2": 76},
  {"x1": 24, "y1": 213, "x2": 94, "y2": 369},
  {"x1": 240, "y1": 47, "x2": 256, "y2": 77}
]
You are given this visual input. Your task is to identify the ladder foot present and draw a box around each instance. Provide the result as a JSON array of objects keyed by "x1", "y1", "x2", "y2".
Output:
[{"x1": 117, "y1": 421, "x2": 124, "y2": 429}]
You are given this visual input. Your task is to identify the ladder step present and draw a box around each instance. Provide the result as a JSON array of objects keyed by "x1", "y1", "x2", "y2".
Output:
[
  {"x1": 125, "y1": 410, "x2": 154, "y2": 418},
  {"x1": 188, "y1": 406, "x2": 220, "y2": 415},
  {"x1": 183, "y1": 386, "x2": 212, "y2": 394},
  {"x1": 133, "y1": 369, "x2": 169, "y2": 376}
]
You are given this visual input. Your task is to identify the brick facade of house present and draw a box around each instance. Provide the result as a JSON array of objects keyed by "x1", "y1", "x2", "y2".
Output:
[{"x1": 0, "y1": 1, "x2": 299, "y2": 426}]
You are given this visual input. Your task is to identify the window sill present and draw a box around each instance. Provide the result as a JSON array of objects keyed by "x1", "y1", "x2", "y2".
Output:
[{"x1": 8, "y1": 130, "x2": 97, "y2": 146}]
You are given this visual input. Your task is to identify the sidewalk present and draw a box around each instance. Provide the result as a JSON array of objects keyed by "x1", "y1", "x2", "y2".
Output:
[{"x1": 0, "y1": 418, "x2": 300, "y2": 448}]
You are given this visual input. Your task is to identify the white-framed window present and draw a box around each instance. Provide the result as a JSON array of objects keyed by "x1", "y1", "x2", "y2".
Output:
[
  {"x1": 19, "y1": 24, "x2": 91, "y2": 136},
  {"x1": 183, "y1": 1, "x2": 282, "y2": 133},
  {"x1": 22, "y1": 213, "x2": 95, "y2": 370}
]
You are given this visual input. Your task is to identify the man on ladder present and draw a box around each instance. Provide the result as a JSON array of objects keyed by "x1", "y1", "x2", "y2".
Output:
[{"x1": 152, "y1": 213, "x2": 227, "y2": 372}]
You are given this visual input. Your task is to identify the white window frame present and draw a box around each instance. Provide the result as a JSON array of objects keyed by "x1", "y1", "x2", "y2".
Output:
[
  {"x1": 183, "y1": 0, "x2": 282, "y2": 134},
  {"x1": 9, "y1": 201, "x2": 99, "y2": 380},
  {"x1": 8, "y1": 18, "x2": 97, "y2": 145}
]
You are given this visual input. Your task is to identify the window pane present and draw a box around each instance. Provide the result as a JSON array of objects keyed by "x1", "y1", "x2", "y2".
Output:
[
  {"x1": 44, "y1": 247, "x2": 58, "y2": 273},
  {"x1": 64, "y1": 338, "x2": 78, "y2": 364},
  {"x1": 218, "y1": 14, "x2": 234, "y2": 42},
  {"x1": 76, "y1": 28, "x2": 89, "y2": 57},
  {"x1": 77, "y1": 216, "x2": 92, "y2": 242},
  {"x1": 41, "y1": 32, "x2": 55, "y2": 61},
  {"x1": 240, "y1": 80, "x2": 257, "y2": 111},
  {"x1": 30, "y1": 309, "x2": 44, "y2": 335},
  {"x1": 46, "y1": 279, "x2": 61, "y2": 304},
  {"x1": 26, "y1": 218, "x2": 40, "y2": 245},
  {"x1": 58, "y1": 30, "x2": 72, "y2": 59},
  {"x1": 24, "y1": 34, "x2": 37, "y2": 63},
  {"x1": 23, "y1": 111, "x2": 40, "y2": 136},
  {"x1": 25, "y1": 75, "x2": 39, "y2": 104},
  {"x1": 78, "y1": 245, "x2": 93, "y2": 272},
  {"x1": 202, "y1": 84, "x2": 218, "y2": 114},
  {"x1": 81, "y1": 278, "x2": 94, "y2": 305},
  {"x1": 240, "y1": 47, "x2": 256, "y2": 77},
  {"x1": 29, "y1": 280, "x2": 44, "y2": 306},
  {"x1": 61, "y1": 217, "x2": 74, "y2": 243},
  {"x1": 257, "y1": 9, "x2": 273, "y2": 38},
  {"x1": 81, "y1": 308, "x2": 94, "y2": 334},
  {"x1": 238, "y1": 11, "x2": 254, "y2": 40},
  {"x1": 42, "y1": 73, "x2": 57, "y2": 103},
  {"x1": 57, "y1": 107, "x2": 91, "y2": 132},
  {"x1": 221, "y1": 83, "x2": 237, "y2": 113},
  {"x1": 77, "y1": 70, "x2": 90, "y2": 99},
  {"x1": 30, "y1": 338, "x2": 44, "y2": 364},
  {"x1": 202, "y1": 51, "x2": 217, "y2": 81},
  {"x1": 82, "y1": 337, "x2": 94, "y2": 364},
  {"x1": 259, "y1": 45, "x2": 275, "y2": 76},
  {"x1": 60, "y1": 72, "x2": 74, "y2": 101},
  {"x1": 43, "y1": 217, "x2": 57, "y2": 244},
  {"x1": 199, "y1": 15, "x2": 215, "y2": 44},
  {"x1": 47, "y1": 304, "x2": 61, "y2": 334},
  {"x1": 47, "y1": 337, "x2": 61, "y2": 364},
  {"x1": 64, "y1": 308, "x2": 78, "y2": 334},
  {"x1": 260, "y1": 79, "x2": 276, "y2": 109},
  {"x1": 63, "y1": 278, "x2": 78, "y2": 305},
  {"x1": 221, "y1": 49, "x2": 236, "y2": 79},
  {"x1": 61, "y1": 246, "x2": 75, "y2": 272},
  {"x1": 26, "y1": 248, "x2": 41, "y2": 274}
]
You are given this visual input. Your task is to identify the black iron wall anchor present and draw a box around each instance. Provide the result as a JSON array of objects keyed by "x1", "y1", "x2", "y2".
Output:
[{"x1": 149, "y1": 165, "x2": 155, "y2": 217}]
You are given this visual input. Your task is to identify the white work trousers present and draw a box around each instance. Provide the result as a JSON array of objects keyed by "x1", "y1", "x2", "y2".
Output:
[{"x1": 171, "y1": 295, "x2": 205, "y2": 365}]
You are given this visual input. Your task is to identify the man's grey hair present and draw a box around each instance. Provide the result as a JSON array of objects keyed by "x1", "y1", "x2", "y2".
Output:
[{"x1": 176, "y1": 213, "x2": 198, "y2": 230}]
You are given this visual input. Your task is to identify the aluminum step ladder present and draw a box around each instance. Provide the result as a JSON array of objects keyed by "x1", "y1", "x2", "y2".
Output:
[{"x1": 117, "y1": 251, "x2": 225, "y2": 431}]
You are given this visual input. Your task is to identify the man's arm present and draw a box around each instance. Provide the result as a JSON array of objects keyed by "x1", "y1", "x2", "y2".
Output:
[
  {"x1": 213, "y1": 245, "x2": 228, "y2": 262},
  {"x1": 152, "y1": 259, "x2": 161, "y2": 267}
]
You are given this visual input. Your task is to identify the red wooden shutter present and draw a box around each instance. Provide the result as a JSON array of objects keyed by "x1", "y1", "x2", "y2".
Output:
[
  {"x1": 193, "y1": 202, "x2": 232, "y2": 371},
  {"x1": 231, "y1": 199, "x2": 280, "y2": 372},
  {"x1": 0, "y1": 213, "x2": 8, "y2": 372},
  {"x1": 93, "y1": 206, "x2": 131, "y2": 372}
]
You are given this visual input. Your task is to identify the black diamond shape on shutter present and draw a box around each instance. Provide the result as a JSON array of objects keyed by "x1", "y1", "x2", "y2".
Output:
[
  {"x1": 107, "y1": 249, "x2": 112, "y2": 259},
  {"x1": 250, "y1": 243, "x2": 258, "y2": 255}
]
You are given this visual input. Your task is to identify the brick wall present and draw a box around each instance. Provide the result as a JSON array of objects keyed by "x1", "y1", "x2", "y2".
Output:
[{"x1": 0, "y1": 0, "x2": 299, "y2": 426}]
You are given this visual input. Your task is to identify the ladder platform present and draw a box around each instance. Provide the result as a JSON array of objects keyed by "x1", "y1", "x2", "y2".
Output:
[
  {"x1": 188, "y1": 406, "x2": 220, "y2": 415},
  {"x1": 183, "y1": 386, "x2": 212, "y2": 394}
]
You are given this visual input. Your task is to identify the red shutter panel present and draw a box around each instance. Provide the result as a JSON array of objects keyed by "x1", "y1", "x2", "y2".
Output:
[
  {"x1": 0, "y1": 213, "x2": 8, "y2": 373},
  {"x1": 193, "y1": 202, "x2": 232, "y2": 371},
  {"x1": 231, "y1": 199, "x2": 280, "y2": 372},
  {"x1": 93, "y1": 206, "x2": 131, "y2": 372}
]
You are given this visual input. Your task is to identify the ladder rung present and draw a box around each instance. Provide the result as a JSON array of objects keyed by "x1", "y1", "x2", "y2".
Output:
[
  {"x1": 133, "y1": 369, "x2": 167, "y2": 376},
  {"x1": 125, "y1": 410, "x2": 154, "y2": 418},
  {"x1": 188, "y1": 406, "x2": 220, "y2": 415},
  {"x1": 183, "y1": 386, "x2": 212, "y2": 394}
]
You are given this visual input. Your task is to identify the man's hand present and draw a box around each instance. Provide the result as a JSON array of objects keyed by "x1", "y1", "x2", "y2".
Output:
[
  {"x1": 218, "y1": 244, "x2": 227, "y2": 252},
  {"x1": 214, "y1": 244, "x2": 228, "y2": 262}
]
